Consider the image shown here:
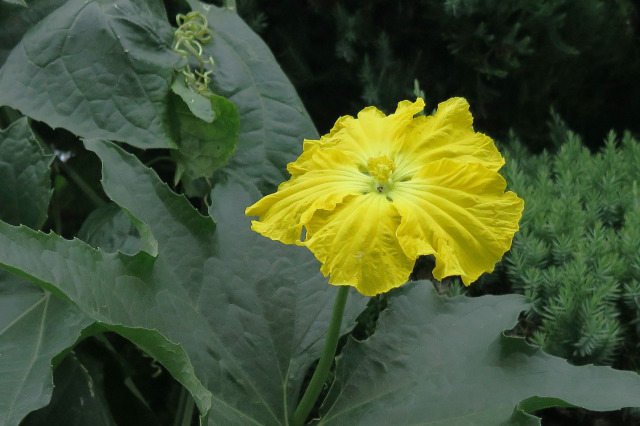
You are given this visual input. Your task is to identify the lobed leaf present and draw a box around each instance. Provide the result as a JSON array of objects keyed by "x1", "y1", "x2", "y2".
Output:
[
  {"x1": 0, "y1": 0, "x2": 66, "y2": 66},
  {"x1": 0, "y1": 0, "x2": 184, "y2": 149},
  {"x1": 0, "y1": 271, "x2": 93, "y2": 426},
  {"x1": 317, "y1": 282, "x2": 640, "y2": 425}
]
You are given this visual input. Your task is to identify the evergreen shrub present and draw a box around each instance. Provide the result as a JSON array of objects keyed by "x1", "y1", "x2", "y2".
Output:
[{"x1": 499, "y1": 118, "x2": 640, "y2": 369}]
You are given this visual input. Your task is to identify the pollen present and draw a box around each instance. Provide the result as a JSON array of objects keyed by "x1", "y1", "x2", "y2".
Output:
[{"x1": 367, "y1": 155, "x2": 396, "y2": 182}]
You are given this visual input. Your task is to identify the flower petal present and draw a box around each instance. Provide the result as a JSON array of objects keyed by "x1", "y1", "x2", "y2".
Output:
[
  {"x1": 395, "y1": 98, "x2": 505, "y2": 179},
  {"x1": 289, "y1": 99, "x2": 426, "y2": 176},
  {"x1": 303, "y1": 193, "x2": 414, "y2": 296},
  {"x1": 245, "y1": 165, "x2": 369, "y2": 245},
  {"x1": 392, "y1": 158, "x2": 524, "y2": 285}
]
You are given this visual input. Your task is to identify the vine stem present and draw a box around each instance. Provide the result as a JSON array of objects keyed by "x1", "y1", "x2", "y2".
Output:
[
  {"x1": 57, "y1": 159, "x2": 105, "y2": 207},
  {"x1": 291, "y1": 286, "x2": 349, "y2": 426}
]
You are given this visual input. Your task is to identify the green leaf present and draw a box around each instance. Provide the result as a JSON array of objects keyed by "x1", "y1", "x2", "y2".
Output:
[
  {"x1": 169, "y1": 82, "x2": 240, "y2": 184},
  {"x1": 0, "y1": 0, "x2": 184, "y2": 149},
  {"x1": 0, "y1": 139, "x2": 367, "y2": 424},
  {"x1": 0, "y1": 224, "x2": 214, "y2": 421},
  {"x1": 78, "y1": 204, "x2": 144, "y2": 256},
  {"x1": 0, "y1": 106, "x2": 22, "y2": 128},
  {"x1": 21, "y1": 353, "x2": 118, "y2": 426},
  {"x1": 188, "y1": 1, "x2": 319, "y2": 193},
  {"x1": 77, "y1": 199, "x2": 157, "y2": 257},
  {"x1": 317, "y1": 282, "x2": 640, "y2": 425},
  {"x1": 0, "y1": 117, "x2": 54, "y2": 229},
  {"x1": 0, "y1": 270, "x2": 93, "y2": 426},
  {"x1": 0, "y1": 0, "x2": 66, "y2": 65},
  {"x1": 171, "y1": 77, "x2": 216, "y2": 122}
]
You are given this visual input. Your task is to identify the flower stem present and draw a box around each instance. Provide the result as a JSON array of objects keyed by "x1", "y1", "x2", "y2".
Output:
[{"x1": 291, "y1": 286, "x2": 349, "y2": 426}]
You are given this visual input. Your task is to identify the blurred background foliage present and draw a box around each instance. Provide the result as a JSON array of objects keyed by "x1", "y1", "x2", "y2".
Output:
[{"x1": 234, "y1": 0, "x2": 640, "y2": 151}]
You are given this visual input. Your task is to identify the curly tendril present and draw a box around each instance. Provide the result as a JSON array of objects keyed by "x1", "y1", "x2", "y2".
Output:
[{"x1": 173, "y1": 12, "x2": 215, "y2": 96}]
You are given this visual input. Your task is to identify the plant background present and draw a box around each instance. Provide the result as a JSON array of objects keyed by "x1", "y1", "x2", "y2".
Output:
[
  {"x1": 1, "y1": 0, "x2": 640, "y2": 425},
  {"x1": 235, "y1": 0, "x2": 640, "y2": 151}
]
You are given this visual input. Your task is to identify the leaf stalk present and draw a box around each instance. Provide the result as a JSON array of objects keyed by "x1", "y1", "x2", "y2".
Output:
[{"x1": 291, "y1": 285, "x2": 349, "y2": 425}]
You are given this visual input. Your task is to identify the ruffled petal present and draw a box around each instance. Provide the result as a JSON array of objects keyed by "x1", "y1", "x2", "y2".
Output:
[
  {"x1": 303, "y1": 193, "x2": 414, "y2": 296},
  {"x1": 245, "y1": 165, "x2": 370, "y2": 245},
  {"x1": 287, "y1": 134, "x2": 341, "y2": 176},
  {"x1": 395, "y1": 98, "x2": 505, "y2": 180},
  {"x1": 392, "y1": 158, "x2": 524, "y2": 285},
  {"x1": 289, "y1": 99, "x2": 426, "y2": 176}
]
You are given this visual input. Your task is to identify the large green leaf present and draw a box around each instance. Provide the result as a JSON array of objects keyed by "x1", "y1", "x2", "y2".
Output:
[
  {"x1": 0, "y1": 117, "x2": 54, "y2": 230},
  {"x1": 0, "y1": 270, "x2": 93, "y2": 426},
  {"x1": 0, "y1": 139, "x2": 367, "y2": 424},
  {"x1": 0, "y1": 223, "x2": 214, "y2": 422},
  {"x1": 188, "y1": 2, "x2": 319, "y2": 193},
  {"x1": 317, "y1": 282, "x2": 640, "y2": 425},
  {"x1": 0, "y1": 0, "x2": 183, "y2": 149},
  {"x1": 0, "y1": 0, "x2": 66, "y2": 66}
]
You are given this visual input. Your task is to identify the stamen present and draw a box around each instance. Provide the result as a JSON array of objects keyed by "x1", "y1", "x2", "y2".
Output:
[{"x1": 367, "y1": 155, "x2": 396, "y2": 182}]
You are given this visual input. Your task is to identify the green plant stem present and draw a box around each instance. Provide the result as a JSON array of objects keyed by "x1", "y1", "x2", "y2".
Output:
[
  {"x1": 52, "y1": 186, "x2": 62, "y2": 235},
  {"x1": 224, "y1": 0, "x2": 236, "y2": 11},
  {"x1": 144, "y1": 155, "x2": 174, "y2": 168},
  {"x1": 174, "y1": 386, "x2": 195, "y2": 426},
  {"x1": 291, "y1": 286, "x2": 349, "y2": 426},
  {"x1": 57, "y1": 159, "x2": 106, "y2": 207}
]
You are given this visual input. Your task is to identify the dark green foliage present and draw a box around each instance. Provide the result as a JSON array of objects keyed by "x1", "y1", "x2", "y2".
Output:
[
  {"x1": 237, "y1": 0, "x2": 640, "y2": 150},
  {"x1": 500, "y1": 121, "x2": 640, "y2": 368}
]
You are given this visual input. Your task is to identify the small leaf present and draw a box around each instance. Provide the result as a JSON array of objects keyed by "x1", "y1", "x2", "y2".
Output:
[
  {"x1": 171, "y1": 77, "x2": 215, "y2": 122},
  {"x1": 78, "y1": 204, "x2": 144, "y2": 255},
  {"x1": 168, "y1": 88, "x2": 239, "y2": 184},
  {"x1": 0, "y1": 0, "x2": 184, "y2": 149},
  {"x1": 0, "y1": 117, "x2": 54, "y2": 229}
]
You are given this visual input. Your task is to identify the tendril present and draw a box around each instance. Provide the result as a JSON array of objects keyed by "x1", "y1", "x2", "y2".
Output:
[{"x1": 173, "y1": 12, "x2": 215, "y2": 96}]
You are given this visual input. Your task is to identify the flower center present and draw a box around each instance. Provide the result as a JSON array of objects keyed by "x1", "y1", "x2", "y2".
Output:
[
  {"x1": 367, "y1": 155, "x2": 396, "y2": 183},
  {"x1": 366, "y1": 155, "x2": 397, "y2": 195}
]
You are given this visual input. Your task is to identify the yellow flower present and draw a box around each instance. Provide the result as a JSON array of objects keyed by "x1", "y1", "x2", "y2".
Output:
[{"x1": 245, "y1": 98, "x2": 524, "y2": 296}]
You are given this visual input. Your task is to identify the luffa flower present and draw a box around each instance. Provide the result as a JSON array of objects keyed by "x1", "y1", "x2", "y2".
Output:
[{"x1": 245, "y1": 98, "x2": 524, "y2": 296}]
